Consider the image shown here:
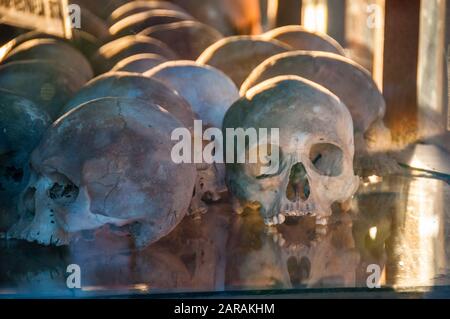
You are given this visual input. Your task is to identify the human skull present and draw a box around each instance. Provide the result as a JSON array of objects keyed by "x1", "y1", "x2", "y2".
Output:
[
  {"x1": 0, "y1": 31, "x2": 101, "y2": 60},
  {"x1": 71, "y1": 0, "x2": 128, "y2": 19},
  {"x1": 0, "y1": 90, "x2": 51, "y2": 229},
  {"x1": 146, "y1": 61, "x2": 240, "y2": 211},
  {"x1": 91, "y1": 35, "x2": 177, "y2": 74},
  {"x1": 224, "y1": 76, "x2": 359, "y2": 226},
  {"x1": 109, "y1": 9, "x2": 193, "y2": 38},
  {"x1": 59, "y1": 72, "x2": 195, "y2": 130},
  {"x1": 107, "y1": 1, "x2": 188, "y2": 25},
  {"x1": 139, "y1": 20, "x2": 223, "y2": 60},
  {"x1": 6, "y1": 97, "x2": 197, "y2": 248},
  {"x1": 263, "y1": 25, "x2": 345, "y2": 55},
  {"x1": 2, "y1": 38, "x2": 93, "y2": 82},
  {"x1": 170, "y1": 0, "x2": 262, "y2": 36},
  {"x1": 112, "y1": 53, "x2": 167, "y2": 73},
  {"x1": 0, "y1": 60, "x2": 88, "y2": 119},
  {"x1": 197, "y1": 36, "x2": 291, "y2": 87},
  {"x1": 226, "y1": 208, "x2": 359, "y2": 289},
  {"x1": 241, "y1": 51, "x2": 395, "y2": 175},
  {"x1": 76, "y1": 6, "x2": 110, "y2": 40}
]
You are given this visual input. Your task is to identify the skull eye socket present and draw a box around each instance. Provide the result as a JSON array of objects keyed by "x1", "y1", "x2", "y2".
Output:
[
  {"x1": 309, "y1": 143, "x2": 343, "y2": 177},
  {"x1": 246, "y1": 144, "x2": 282, "y2": 179},
  {"x1": 47, "y1": 174, "x2": 79, "y2": 205}
]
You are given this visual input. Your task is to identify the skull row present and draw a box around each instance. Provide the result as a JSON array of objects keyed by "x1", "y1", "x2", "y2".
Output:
[{"x1": 1, "y1": 1, "x2": 391, "y2": 246}]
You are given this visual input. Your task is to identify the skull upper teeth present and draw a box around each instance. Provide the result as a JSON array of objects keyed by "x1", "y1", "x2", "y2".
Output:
[{"x1": 279, "y1": 201, "x2": 316, "y2": 217}]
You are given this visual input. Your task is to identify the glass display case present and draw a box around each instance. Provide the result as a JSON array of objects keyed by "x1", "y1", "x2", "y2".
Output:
[
  {"x1": 0, "y1": 0, "x2": 449, "y2": 299},
  {"x1": 0, "y1": 170, "x2": 449, "y2": 298}
]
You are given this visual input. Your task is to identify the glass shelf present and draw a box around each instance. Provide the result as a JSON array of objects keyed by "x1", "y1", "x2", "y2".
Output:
[{"x1": 1, "y1": 167, "x2": 449, "y2": 298}]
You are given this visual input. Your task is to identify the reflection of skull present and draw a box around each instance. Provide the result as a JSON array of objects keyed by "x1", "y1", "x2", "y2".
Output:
[
  {"x1": 6, "y1": 97, "x2": 196, "y2": 248},
  {"x1": 92, "y1": 35, "x2": 177, "y2": 74},
  {"x1": 170, "y1": 0, "x2": 262, "y2": 36},
  {"x1": 224, "y1": 76, "x2": 359, "y2": 226},
  {"x1": 0, "y1": 90, "x2": 51, "y2": 229}
]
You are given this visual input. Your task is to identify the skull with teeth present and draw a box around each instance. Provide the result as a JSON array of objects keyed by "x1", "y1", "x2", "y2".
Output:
[
  {"x1": 6, "y1": 97, "x2": 196, "y2": 248},
  {"x1": 223, "y1": 76, "x2": 359, "y2": 226},
  {"x1": 241, "y1": 51, "x2": 396, "y2": 176}
]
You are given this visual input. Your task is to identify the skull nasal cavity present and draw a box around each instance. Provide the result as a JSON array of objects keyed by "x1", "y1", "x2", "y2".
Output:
[{"x1": 286, "y1": 163, "x2": 310, "y2": 202}]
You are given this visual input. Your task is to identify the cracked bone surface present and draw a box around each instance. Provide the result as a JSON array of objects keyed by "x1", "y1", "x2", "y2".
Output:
[
  {"x1": 241, "y1": 51, "x2": 395, "y2": 175},
  {"x1": 197, "y1": 36, "x2": 291, "y2": 87},
  {"x1": 60, "y1": 72, "x2": 195, "y2": 130},
  {"x1": 91, "y1": 35, "x2": 177, "y2": 74},
  {"x1": 223, "y1": 76, "x2": 359, "y2": 226},
  {"x1": 146, "y1": 61, "x2": 240, "y2": 211},
  {"x1": 6, "y1": 97, "x2": 196, "y2": 248}
]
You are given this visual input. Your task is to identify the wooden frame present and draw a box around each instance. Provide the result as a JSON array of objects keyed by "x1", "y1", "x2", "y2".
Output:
[
  {"x1": 327, "y1": 0, "x2": 346, "y2": 46},
  {"x1": 275, "y1": 0, "x2": 302, "y2": 27},
  {"x1": 382, "y1": 0, "x2": 421, "y2": 142}
]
